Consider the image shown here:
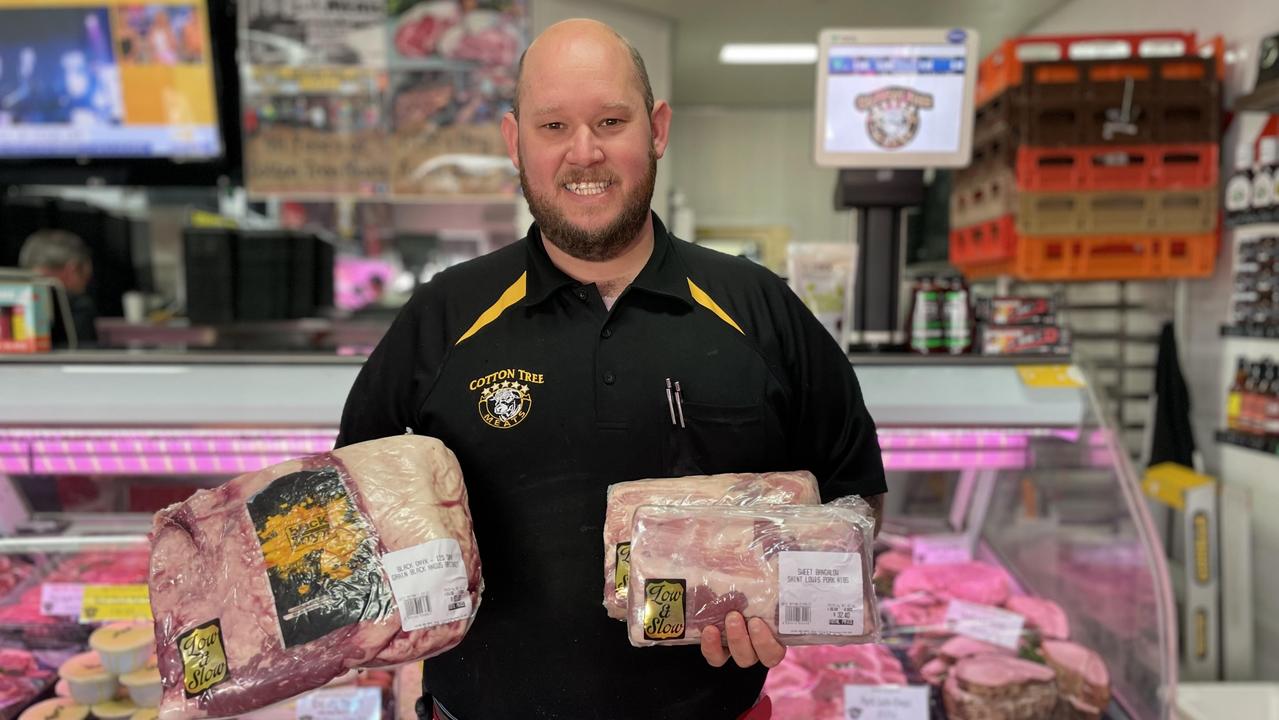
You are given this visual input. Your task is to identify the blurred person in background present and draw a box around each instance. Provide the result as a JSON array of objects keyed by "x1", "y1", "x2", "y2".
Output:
[{"x1": 19, "y1": 229, "x2": 97, "y2": 347}]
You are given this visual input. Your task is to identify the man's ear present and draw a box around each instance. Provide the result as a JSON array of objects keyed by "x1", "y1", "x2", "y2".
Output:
[
  {"x1": 650, "y1": 100, "x2": 672, "y2": 159},
  {"x1": 501, "y1": 111, "x2": 520, "y2": 169}
]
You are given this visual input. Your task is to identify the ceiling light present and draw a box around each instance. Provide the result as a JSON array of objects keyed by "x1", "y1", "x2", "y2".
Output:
[{"x1": 719, "y1": 43, "x2": 818, "y2": 65}]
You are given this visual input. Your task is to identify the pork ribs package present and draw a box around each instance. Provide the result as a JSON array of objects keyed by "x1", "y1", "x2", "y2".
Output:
[
  {"x1": 148, "y1": 435, "x2": 483, "y2": 720},
  {"x1": 626, "y1": 497, "x2": 879, "y2": 647},
  {"x1": 602, "y1": 471, "x2": 820, "y2": 619}
]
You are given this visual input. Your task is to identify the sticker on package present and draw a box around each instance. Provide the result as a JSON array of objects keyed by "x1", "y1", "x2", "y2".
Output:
[
  {"x1": 777, "y1": 551, "x2": 864, "y2": 636},
  {"x1": 383, "y1": 538, "x2": 472, "y2": 631}
]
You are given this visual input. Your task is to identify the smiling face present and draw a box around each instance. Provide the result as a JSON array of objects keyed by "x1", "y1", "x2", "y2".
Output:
[{"x1": 501, "y1": 21, "x2": 670, "y2": 262}]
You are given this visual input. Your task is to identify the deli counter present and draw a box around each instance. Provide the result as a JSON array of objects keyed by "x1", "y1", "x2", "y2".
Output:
[{"x1": 0, "y1": 352, "x2": 1176, "y2": 719}]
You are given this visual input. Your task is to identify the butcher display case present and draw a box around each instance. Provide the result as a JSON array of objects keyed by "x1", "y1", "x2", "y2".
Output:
[{"x1": 0, "y1": 352, "x2": 1176, "y2": 720}]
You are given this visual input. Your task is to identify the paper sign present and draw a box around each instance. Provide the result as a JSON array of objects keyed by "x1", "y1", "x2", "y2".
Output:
[
  {"x1": 296, "y1": 686, "x2": 382, "y2": 720},
  {"x1": 1017, "y1": 364, "x2": 1085, "y2": 389},
  {"x1": 843, "y1": 685, "x2": 929, "y2": 720},
  {"x1": 41, "y1": 583, "x2": 86, "y2": 617},
  {"x1": 911, "y1": 534, "x2": 973, "y2": 565},
  {"x1": 945, "y1": 599, "x2": 1025, "y2": 649},
  {"x1": 79, "y1": 584, "x2": 152, "y2": 623}
]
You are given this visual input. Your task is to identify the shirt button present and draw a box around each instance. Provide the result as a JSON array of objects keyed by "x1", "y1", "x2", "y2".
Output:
[
  {"x1": 601, "y1": 328, "x2": 613, "y2": 339},
  {"x1": 602, "y1": 371, "x2": 616, "y2": 385},
  {"x1": 575, "y1": 289, "x2": 588, "y2": 301}
]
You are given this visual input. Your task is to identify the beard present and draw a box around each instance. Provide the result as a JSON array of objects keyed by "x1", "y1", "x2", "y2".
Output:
[{"x1": 520, "y1": 148, "x2": 657, "y2": 262}]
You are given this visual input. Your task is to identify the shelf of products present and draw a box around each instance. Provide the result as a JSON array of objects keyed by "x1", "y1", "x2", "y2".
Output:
[
  {"x1": 1220, "y1": 324, "x2": 1279, "y2": 339},
  {"x1": 1215, "y1": 430, "x2": 1279, "y2": 457}
]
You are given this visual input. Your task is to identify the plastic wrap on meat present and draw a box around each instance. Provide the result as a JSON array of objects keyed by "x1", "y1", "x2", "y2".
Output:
[
  {"x1": 627, "y1": 499, "x2": 878, "y2": 648},
  {"x1": 1006, "y1": 596, "x2": 1070, "y2": 640},
  {"x1": 1043, "y1": 640, "x2": 1110, "y2": 719},
  {"x1": 942, "y1": 655, "x2": 1058, "y2": 720},
  {"x1": 149, "y1": 436, "x2": 483, "y2": 720},
  {"x1": 602, "y1": 471, "x2": 820, "y2": 619}
]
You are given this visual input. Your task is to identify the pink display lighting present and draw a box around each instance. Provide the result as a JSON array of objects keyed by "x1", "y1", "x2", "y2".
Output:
[{"x1": 0, "y1": 428, "x2": 1103, "y2": 476}]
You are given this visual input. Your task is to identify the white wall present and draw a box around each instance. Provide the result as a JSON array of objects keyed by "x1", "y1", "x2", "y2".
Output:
[
  {"x1": 530, "y1": 0, "x2": 673, "y2": 219},
  {"x1": 669, "y1": 106, "x2": 853, "y2": 244},
  {"x1": 1029, "y1": 0, "x2": 1279, "y2": 682}
]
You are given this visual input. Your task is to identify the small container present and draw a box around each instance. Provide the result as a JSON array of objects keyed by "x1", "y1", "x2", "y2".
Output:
[
  {"x1": 90, "y1": 622, "x2": 155, "y2": 675},
  {"x1": 59, "y1": 651, "x2": 117, "y2": 705},
  {"x1": 17, "y1": 698, "x2": 90, "y2": 720},
  {"x1": 91, "y1": 699, "x2": 139, "y2": 720},
  {"x1": 120, "y1": 656, "x2": 161, "y2": 708}
]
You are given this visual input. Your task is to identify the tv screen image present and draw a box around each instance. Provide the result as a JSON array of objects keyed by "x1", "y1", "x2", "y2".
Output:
[
  {"x1": 815, "y1": 28, "x2": 978, "y2": 169},
  {"x1": 0, "y1": 0, "x2": 221, "y2": 159}
]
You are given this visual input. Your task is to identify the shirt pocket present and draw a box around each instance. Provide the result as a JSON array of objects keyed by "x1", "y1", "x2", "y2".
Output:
[{"x1": 664, "y1": 400, "x2": 775, "y2": 476}]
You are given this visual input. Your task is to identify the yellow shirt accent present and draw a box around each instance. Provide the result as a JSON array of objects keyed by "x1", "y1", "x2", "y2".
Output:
[
  {"x1": 455, "y1": 272, "x2": 528, "y2": 345},
  {"x1": 687, "y1": 279, "x2": 744, "y2": 335}
]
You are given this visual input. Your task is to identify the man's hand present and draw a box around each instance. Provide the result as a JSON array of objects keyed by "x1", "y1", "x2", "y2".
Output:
[{"x1": 700, "y1": 611, "x2": 787, "y2": 668}]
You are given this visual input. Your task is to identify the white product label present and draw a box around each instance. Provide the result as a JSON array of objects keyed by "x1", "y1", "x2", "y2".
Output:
[
  {"x1": 911, "y1": 534, "x2": 973, "y2": 565},
  {"x1": 778, "y1": 551, "x2": 863, "y2": 636},
  {"x1": 944, "y1": 599, "x2": 1025, "y2": 649},
  {"x1": 40, "y1": 583, "x2": 84, "y2": 617},
  {"x1": 1254, "y1": 171, "x2": 1275, "y2": 208},
  {"x1": 1227, "y1": 175, "x2": 1253, "y2": 211},
  {"x1": 843, "y1": 685, "x2": 929, "y2": 720},
  {"x1": 1260, "y1": 138, "x2": 1278, "y2": 165},
  {"x1": 296, "y1": 686, "x2": 382, "y2": 720},
  {"x1": 383, "y1": 539, "x2": 471, "y2": 632}
]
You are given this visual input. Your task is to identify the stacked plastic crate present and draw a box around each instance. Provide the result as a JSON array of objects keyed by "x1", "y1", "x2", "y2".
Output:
[{"x1": 950, "y1": 32, "x2": 1222, "y2": 280}]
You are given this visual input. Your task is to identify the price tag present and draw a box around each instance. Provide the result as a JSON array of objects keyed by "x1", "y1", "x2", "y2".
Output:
[
  {"x1": 296, "y1": 686, "x2": 382, "y2": 720},
  {"x1": 944, "y1": 599, "x2": 1025, "y2": 649},
  {"x1": 41, "y1": 583, "x2": 86, "y2": 617},
  {"x1": 1017, "y1": 364, "x2": 1085, "y2": 389},
  {"x1": 911, "y1": 534, "x2": 972, "y2": 565},
  {"x1": 79, "y1": 584, "x2": 151, "y2": 623},
  {"x1": 843, "y1": 685, "x2": 929, "y2": 720}
]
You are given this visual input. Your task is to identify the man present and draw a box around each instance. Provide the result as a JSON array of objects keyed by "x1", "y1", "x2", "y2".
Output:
[
  {"x1": 18, "y1": 229, "x2": 97, "y2": 347},
  {"x1": 337, "y1": 18, "x2": 885, "y2": 720}
]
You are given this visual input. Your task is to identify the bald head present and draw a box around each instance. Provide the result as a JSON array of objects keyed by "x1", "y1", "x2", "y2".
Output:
[{"x1": 512, "y1": 19, "x2": 654, "y2": 120}]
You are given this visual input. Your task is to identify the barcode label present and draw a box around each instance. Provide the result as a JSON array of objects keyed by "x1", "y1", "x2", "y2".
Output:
[
  {"x1": 403, "y1": 593, "x2": 432, "y2": 618},
  {"x1": 777, "y1": 550, "x2": 864, "y2": 636},
  {"x1": 383, "y1": 539, "x2": 473, "y2": 632},
  {"x1": 784, "y1": 605, "x2": 811, "y2": 624}
]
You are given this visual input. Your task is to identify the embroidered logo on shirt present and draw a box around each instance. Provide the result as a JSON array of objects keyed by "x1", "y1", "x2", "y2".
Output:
[{"x1": 469, "y1": 369, "x2": 544, "y2": 430}]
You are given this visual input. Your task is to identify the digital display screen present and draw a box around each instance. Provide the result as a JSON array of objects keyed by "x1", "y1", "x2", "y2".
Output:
[
  {"x1": 822, "y1": 43, "x2": 967, "y2": 156},
  {"x1": 0, "y1": 0, "x2": 222, "y2": 159}
]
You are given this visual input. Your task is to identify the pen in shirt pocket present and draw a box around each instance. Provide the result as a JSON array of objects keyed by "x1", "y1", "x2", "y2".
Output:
[{"x1": 664, "y1": 377, "x2": 686, "y2": 428}]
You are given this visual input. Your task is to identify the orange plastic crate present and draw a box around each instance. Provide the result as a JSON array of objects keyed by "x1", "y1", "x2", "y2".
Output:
[
  {"x1": 1013, "y1": 233, "x2": 1218, "y2": 280},
  {"x1": 1016, "y1": 143, "x2": 1218, "y2": 192},
  {"x1": 949, "y1": 215, "x2": 1019, "y2": 267},
  {"x1": 977, "y1": 30, "x2": 1200, "y2": 106}
]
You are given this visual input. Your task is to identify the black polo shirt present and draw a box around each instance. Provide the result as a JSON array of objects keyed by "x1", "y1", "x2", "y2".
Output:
[{"x1": 337, "y1": 213, "x2": 886, "y2": 720}]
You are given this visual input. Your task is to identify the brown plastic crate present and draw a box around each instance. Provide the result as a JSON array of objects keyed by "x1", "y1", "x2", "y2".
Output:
[
  {"x1": 951, "y1": 167, "x2": 1019, "y2": 229},
  {"x1": 1018, "y1": 187, "x2": 1218, "y2": 235}
]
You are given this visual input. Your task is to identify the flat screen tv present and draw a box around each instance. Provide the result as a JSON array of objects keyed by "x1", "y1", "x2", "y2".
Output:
[{"x1": 0, "y1": 0, "x2": 240, "y2": 184}]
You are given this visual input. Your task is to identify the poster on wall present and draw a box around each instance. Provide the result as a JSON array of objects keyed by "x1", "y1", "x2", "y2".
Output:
[
  {"x1": 243, "y1": 67, "x2": 390, "y2": 195},
  {"x1": 385, "y1": 0, "x2": 525, "y2": 196},
  {"x1": 242, "y1": 0, "x2": 386, "y2": 66},
  {"x1": 241, "y1": 0, "x2": 526, "y2": 198}
]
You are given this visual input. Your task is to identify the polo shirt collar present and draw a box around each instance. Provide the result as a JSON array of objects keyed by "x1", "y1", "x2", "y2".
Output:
[{"x1": 520, "y1": 212, "x2": 694, "y2": 308}]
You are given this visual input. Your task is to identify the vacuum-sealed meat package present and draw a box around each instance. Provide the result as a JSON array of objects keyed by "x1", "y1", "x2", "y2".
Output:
[
  {"x1": 602, "y1": 471, "x2": 819, "y2": 619},
  {"x1": 148, "y1": 436, "x2": 483, "y2": 720},
  {"x1": 626, "y1": 497, "x2": 878, "y2": 647}
]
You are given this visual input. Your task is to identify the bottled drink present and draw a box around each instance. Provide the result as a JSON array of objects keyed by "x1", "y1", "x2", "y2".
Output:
[{"x1": 1227, "y1": 357, "x2": 1248, "y2": 431}]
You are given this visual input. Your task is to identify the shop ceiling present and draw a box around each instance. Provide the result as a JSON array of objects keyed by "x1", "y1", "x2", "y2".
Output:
[{"x1": 602, "y1": 0, "x2": 1070, "y2": 107}]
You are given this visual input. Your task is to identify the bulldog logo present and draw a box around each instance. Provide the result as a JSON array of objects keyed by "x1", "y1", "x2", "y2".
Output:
[
  {"x1": 478, "y1": 381, "x2": 532, "y2": 429},
  {"x1": 854, "y1": 86, "x2": 935, "y2": 150}
]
